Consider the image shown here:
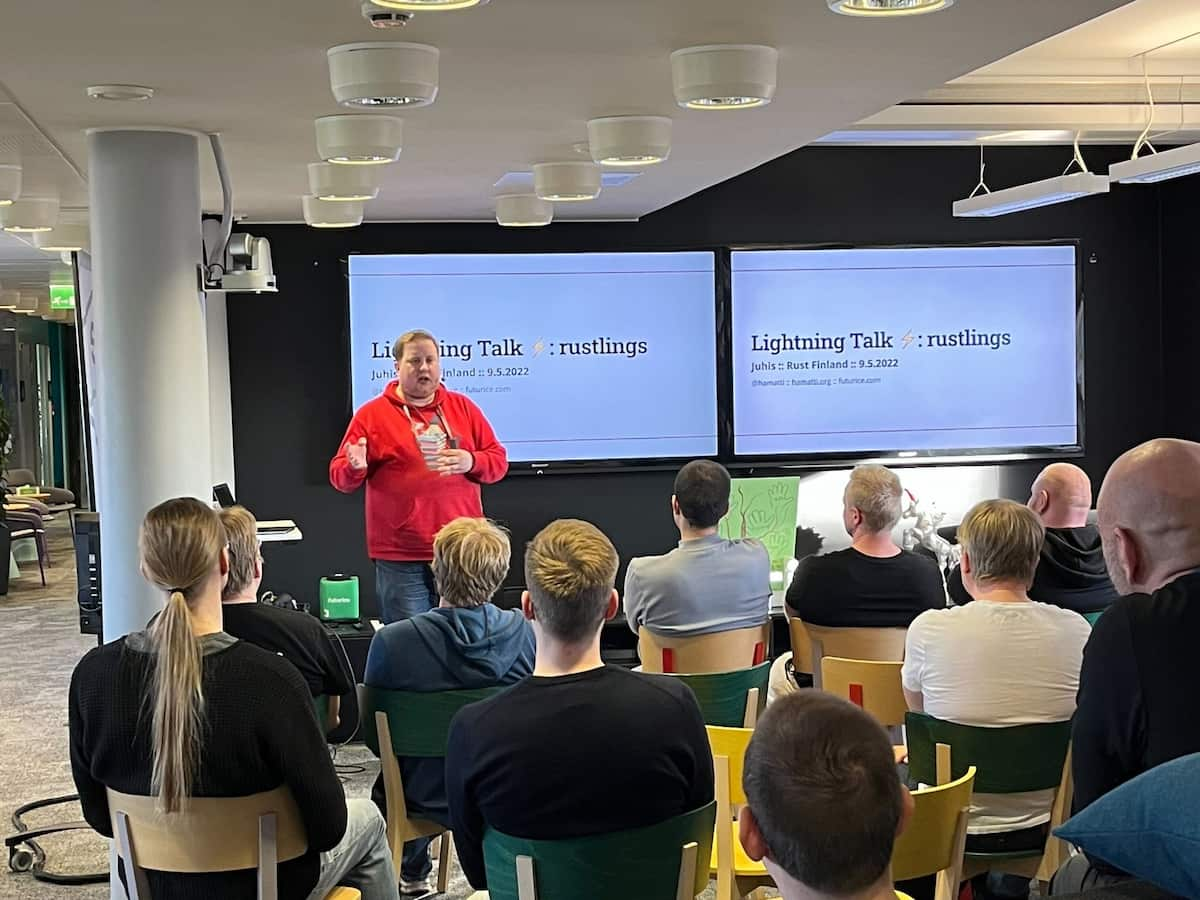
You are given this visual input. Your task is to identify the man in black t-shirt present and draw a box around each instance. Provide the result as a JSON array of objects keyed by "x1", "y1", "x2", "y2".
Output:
[
  {"x1": 445, "y1": 519, "x2": 714, "y2": 891},
  {"x1": 219, "y1": 506, "x2": 354, "y2": 728}
]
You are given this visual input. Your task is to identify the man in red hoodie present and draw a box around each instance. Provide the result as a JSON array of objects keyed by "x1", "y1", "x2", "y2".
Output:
[{"x1": 330, "y1": 329, "x2": 508, "y2": 623}]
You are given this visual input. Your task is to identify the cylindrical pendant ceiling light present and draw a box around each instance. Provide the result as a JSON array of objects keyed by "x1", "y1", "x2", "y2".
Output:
[
  {"x1": 533, "y1": 162, "x2": 602, "y2": 202},
  {"x1": 34, "y1": 223, "x2": 89, "y2": 252},
  {"x1": 316, "y1": 115, "x2": 403, "y2": 165},
  {"x1": 328, "y1": 42, "x2": 440, "y2": 108},
  {"x1": 302, "y1": 195, "x2": 365, "y2": 229},
  {"x1": 0, "y1": 165, "x2": 20, "y2": 206},
  {"x1": 587, "y1": 116, "x2": 672, "y2": 167},
  {"x1": 828, "y1": 0, "x2": 954, "y2": 15},
  {"x1": 370, "y1": 0, "x2": 488, "y2": 10},
  {"x1": 670, "y1": 44, "x2": 778, "y2": 110},
  {"x1": 496, "y1": 194, "x2": 553, "y2": 227},
  {"x1": 0, "y1": 197, "x2": 59, "y2": 233},
  {"x1": 307, "y1": 162, "x2": 381, "y2": 201}
]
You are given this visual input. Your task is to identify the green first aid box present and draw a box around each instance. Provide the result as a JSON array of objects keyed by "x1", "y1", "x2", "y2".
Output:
[{"x1": 319, "y1": 575, "x2": 360, "y2": 622}]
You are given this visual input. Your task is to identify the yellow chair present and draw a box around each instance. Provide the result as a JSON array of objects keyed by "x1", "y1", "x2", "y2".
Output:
[
  {"x1": 639, "y1": 623, "x2": 770, "y2": 674},
  {"x1": 107, "y1": 786, "x2": 361, "y2": 900},
  {"x1": 789, "y1": 619, "x2": 906, "y2": 689},
  {"x1": 706, "y1": 725, "x2": 773, "y2": 900},
  {"x1": 820, "y1": 658, "x2": 908, "y2": 730},
  {"x1": 892, "y1": 768, "x2": 976, "y2": 900}
]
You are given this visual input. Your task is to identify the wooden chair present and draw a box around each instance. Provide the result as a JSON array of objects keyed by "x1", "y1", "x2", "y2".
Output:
[
  {"x1": 905, "y1": 712, "x2": 1074, "y2": 886},
  {"x1": 789, "y1": 619, "x2": 906, "y2": 689},
  {"x1": 106, "y1": 786, "x2": 360, "y2": 900},
  {"x1": 360, "y1": 684, "x2": 504, "y2": 893},
  {"x1": 479, "y1": 801, "x2": 717, "y2": 900},
  {"x1": 707, "y1": 725, "x2": 774, "y2": 900},
  {"x1": 892, "y1": 768, "x2": 976, "y2": 900},
  {"x1": 666, "y1": 662, "x2": 771, "y2": 728},
  {"x1": 639, "y1": 623, "x2": 770, "y2": 674},
  {"x1": 820, "y1": 658, "x2": 907, "y2": 730}
]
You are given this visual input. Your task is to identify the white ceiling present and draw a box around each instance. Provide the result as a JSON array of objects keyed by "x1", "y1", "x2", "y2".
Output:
[{"x1": 0, "y1": 0, "x2": 1128, "y2": 232}]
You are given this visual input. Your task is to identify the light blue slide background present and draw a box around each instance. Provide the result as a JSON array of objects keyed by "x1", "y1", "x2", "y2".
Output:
[
  {"x1": 349, "y1": 252, "x2": 718, "y2": 462},
  {"x1": 731, "y1": 245, "x2": 1079, "y2": 456}
]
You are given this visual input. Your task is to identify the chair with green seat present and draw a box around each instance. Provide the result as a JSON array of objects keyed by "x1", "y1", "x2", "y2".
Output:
[
  {"x1": 905, "y1": 712, "x2": 1073, "y2": 887},
  {"x1": 666, "y1": 662, "x2": 771, "y2": 728},
  {"x1": 1083, "y1": 610, "x2": 1105, "y2": 627},
  {"x1": 480, "y1": 801, "x2": 717, "y2": 900},
  {"x1": 891, "y1": 768, "x2": 976, "y2": 900},
  {"x1": 313, "y1": 694, "x2": 336, "y2": 735},
  {"x1": 360, "y1": 684, "x2": 505, "y2": 893}
]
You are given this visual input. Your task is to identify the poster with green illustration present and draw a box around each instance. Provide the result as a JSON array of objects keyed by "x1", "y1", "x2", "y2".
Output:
[{"x1": 719, "y1": 477, "x2": 799, "y2": 574}]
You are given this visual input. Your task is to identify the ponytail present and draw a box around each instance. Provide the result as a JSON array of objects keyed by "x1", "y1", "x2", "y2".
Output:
[{"x1": 149, "y1": 590, "x2": 204, "y2": 813}]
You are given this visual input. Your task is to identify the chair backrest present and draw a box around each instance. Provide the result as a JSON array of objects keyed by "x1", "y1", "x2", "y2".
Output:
[
  {"x1": 1083, "y1": 610, "x2": 1105, "y2": 627},
  {"x1": 797, "y1": 621, "x2": 907, "y2": 688},
  {"x1": 707, "y1": 725, "x2": 754, "y2": 807},
  {"x1": 666, "y1": 662, "x2": 771, "y2": 728},
  {"x1": 905, "y1": 712, "x2": 1072, "y2": 793},
  {"x1": 891, "y1": 767, "x2": 976, "y2": 882},
  {"x1": 107, "y1": 786, "x2": 307, "y2": 900},
  {"x1": 482, "y1": 802, "x2": 717, "y2": 900},
  {"x1": 638, "y1": 623, "x2": 770, "y2": 674},
  {"x1": 820, "y1": 658, "x2": 907, "y2": 729},
  {"x1": 360, "y1": 685, "x2": 504, "y2": 758}
]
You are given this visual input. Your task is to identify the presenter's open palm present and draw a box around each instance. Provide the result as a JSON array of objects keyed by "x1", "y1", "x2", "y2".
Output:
[{"x1": 346, "y1": 437, "x2": 369, "y2": 471}]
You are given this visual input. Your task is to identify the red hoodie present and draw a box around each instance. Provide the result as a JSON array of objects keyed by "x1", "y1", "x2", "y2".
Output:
[{"x1": 329, "y1": 381, "x2": 508, "y2": 561}]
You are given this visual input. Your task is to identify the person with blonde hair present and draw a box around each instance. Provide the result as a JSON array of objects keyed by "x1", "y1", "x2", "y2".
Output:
[
  {"x1": 365, "y1": 516, "x2": 534, "y2": 896},
  {"x1": 445, "y1": 519, "x2": 713, "y2": 891},
  {"x1": 69, "y1": 497, "x2": 398, "y2": 900}
]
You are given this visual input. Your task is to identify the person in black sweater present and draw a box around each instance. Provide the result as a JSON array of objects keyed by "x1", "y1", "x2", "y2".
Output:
[
  {"x1": 445, "y1": 519, "x2": 714, "y2": 891},
  {"x1": 1053, "y1": 440, "x2": 1200, "y2": 894},
  {"x1": 68, "y1": 497, "x2": 398, "y2": 900},
  {"x1": 219, "y1": 505, "x2": 354, "y2": 731},
  {"x1": 947, "y1": 463, "x2": 1118, "y2": 614}
]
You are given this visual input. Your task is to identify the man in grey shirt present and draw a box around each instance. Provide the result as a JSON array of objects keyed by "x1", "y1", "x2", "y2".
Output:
[{"x1": 624, "y1": 460, "x2": 771, "y2": 637}]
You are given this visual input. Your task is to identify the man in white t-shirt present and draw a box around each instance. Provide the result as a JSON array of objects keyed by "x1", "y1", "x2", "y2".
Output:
[{"x1": 902, "y1": 498, "x2": 1091, "y2": 860}]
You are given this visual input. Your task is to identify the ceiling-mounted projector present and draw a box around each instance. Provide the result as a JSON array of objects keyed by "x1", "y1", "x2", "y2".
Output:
[{"x1": 213, "y1": 233, "x2": 277, "y2": 293}]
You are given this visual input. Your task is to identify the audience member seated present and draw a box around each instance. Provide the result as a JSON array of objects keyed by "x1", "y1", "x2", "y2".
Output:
[
  {"x1": 446, "y1": 518, "x2": 714, "y2": 891},
  {"x1": 1054, "y1": 439, "x2": 1200, "y2": 894},
  {"x1": 902, "y1": 499, "x2": 1091, "y2": 867},
  {"x1": 624, "y1": 459, "x2": 770, "y2": 637},
  {"x1": 739, "y1": 690, "x2": 913, "y2": 900},
  {"x1": 68, "y1": 497, "x2": 397, "y2": 900},
  {"x1": 364, "y1": 517, "x2": 535, "y2": 896},
  {"x1": 218, "y1": 506, "x2": 354, "y2": 725},
  {"x1": 948, "y1": 463, "x2": 1118, "y2": 614}
]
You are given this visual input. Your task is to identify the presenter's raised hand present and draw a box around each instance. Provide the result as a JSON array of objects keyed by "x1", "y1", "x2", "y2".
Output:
[
  {"x1": 346, "y1": 437, "x2": 369, "y2": 471},
  {"x1": 436, "y1": 447, "x2": 474, "y2": 476}
]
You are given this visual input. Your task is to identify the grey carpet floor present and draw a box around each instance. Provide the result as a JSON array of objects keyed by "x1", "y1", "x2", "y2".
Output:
[{"x1": 0, "y1": 517, "x2": 736, "y2": 900}]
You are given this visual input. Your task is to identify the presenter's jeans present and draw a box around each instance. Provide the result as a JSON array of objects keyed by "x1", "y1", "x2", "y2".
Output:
[
  {"x1": 376, "y1": 560, "x2": 437, "y2": 624},
  {"x1": 307, "y1": 799, "x2": 399, "y2": 900}
]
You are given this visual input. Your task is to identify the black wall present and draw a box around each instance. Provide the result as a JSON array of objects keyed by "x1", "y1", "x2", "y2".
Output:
[{"x1": 229, "y1": 146, "x2": 1166, "y2": 614}]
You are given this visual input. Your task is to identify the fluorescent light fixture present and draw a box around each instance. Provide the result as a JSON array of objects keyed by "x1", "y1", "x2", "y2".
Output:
[
  {"x1": 533, "y1": 162, "x2": 602, "y2": 202},
  {"x1": 13, "y1": 292, "x2": 37, "y2": 313},
  {"x1": 316, "y1": 115, "x2": 403, "y2": 165},
  {"x1": 979, "y1": 130, "x2": 1076, "y2": 144},
  {"x1": 953, "y1": 172, "x2": 1109, "y2": 218},
  {"x1": 34, "y1": 223, "x2": 89, "y2": 252},
  {"x1": 86, "y1": 84, "x2": 155, "y2": 101},
  {"x1": 327, "y1": 42, "x2": 440, "y2": 108},
  {"x1": 370, "y1": 0, "x2": 488, "y2": 9},
  {"x1": 496, "y1": 194, "x2": 553, "y2": 227},
  {"x1": 307, "y1": 162, "x2": 381, "y2": 201},
  {"x1": 0, "y1": 197, "x2": 58, "y2": 233},
  {"x1": 670, "y1": 45, "x2": 778, "y2": 110},
  {"x1": 0, "y1": 290, "x2": 19, "y2": 310},
  {"x1": 828, "y1": 0, "x2": 954, "y2": 15},
  {"x1": 302, "y1": 195, "x2": 364, "y2": 229},
  {"x1": 587, "y1": 116, "x2": 672, "y2": 167},
  {"x1": 0, "y1": 165, "x2": 20, "y2": 206},
  {"x1": 1109, "y1": 142, "x2": 1200, "y2": 184}
]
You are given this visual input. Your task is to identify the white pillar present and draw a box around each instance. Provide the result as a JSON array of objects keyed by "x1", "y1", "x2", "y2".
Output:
[
  {"x1": 205, "y1": 290, "x2": 236, "y2": 494},
  {"x1": 87, "y1": 128, "x2": 213, "y2": 643}
]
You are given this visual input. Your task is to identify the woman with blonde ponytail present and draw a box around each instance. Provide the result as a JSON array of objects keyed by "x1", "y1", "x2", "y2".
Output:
[{"x1": 69, "y1": 498, "x2": 398, "y2": 900}]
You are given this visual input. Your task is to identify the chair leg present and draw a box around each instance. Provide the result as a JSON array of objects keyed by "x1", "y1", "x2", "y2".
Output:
[
  {"x1": 436, "y1": 831, "x2": 453, "y2": 894},
  {"x1": 36, "y1": 541, "x2": 45, "y2": 587}
]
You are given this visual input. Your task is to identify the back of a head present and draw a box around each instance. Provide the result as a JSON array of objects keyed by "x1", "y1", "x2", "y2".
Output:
[
  {"x1": 140, "y1": 497, "x2": 226, "y2": 812},
  {"x1": 1031, "y1": 463, "x2": 1092, "y2": 525},
  {"x1": 744, "y1": 691, "x2": 904, "y2": 895},
  {"x1": 673, "y1": 460, "x2": 731, "y2": 529},
  {"x1": 959, "y1": 498, "x2": 1045, "y2": 588},
  {"x1": 845, "y1": 464, "x2": 903, "y2": 534},
  {"x1": 433, "y1": 517, "x2": 511, "y2": 608},
  {"x1": 218, "y1": 505, "x2": 258, "y2": 601},
  {"x1": 524, "y1": 519, "x2": 618, "y2": 643}
]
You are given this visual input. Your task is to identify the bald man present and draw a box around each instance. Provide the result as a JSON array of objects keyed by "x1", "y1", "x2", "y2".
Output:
[
  {"x1": 947, "y1": 462, "x2": 1118, "y2": 614},
  {"x1": 1055, "y1": 440, "x2": 1200, "y2": 891}
]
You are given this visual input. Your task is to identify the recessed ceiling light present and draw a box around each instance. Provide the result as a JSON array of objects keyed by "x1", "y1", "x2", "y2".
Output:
[
  {"x1": 327, "y1": 42, "x2": 440, "y2": 108},
  {"x1": 316, "y1": 115, "x2": 403, "y2": 165},
  {"x1": 34, "y1": 223, "x2": 89, "y2": 253},
  {"x1": 587, "y1": 116, "x2": 672, "y2": 167},
  {"x1": 496, "y1": 194, "x2": 553, "y2": 227},
  {"x1": 0, "y1": 165, "x2": 20, "y2": 206},
  {"x1": 370, "y1": 0, "x2": 488, "y2": 9},
  {"x1": 533, "y1": 162, "x2": 602, "y2": 202},
  {"x1": 86, "y1": 84, "x2": 155, "y2": 102},
  {"x1": 307, "y1": 162, "x2": 382, "y2": 202},
  {"x1": 670, "y1": 45, "x2": 778, "y2": 110},
  {"x1": 302, "y1": 195, "x2": 365, "y2": 229},
  {"x1": 0, "y1": 197, "x2": 58, "y2": 233},
  {"x1": 828, "y1": 0, "x2": 954, "y2": 15}
]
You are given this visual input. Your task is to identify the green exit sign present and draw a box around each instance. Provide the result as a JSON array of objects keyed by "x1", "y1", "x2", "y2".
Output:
[{"x1": 50, "y1": 285, "x2": 75, "y2": 310}]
